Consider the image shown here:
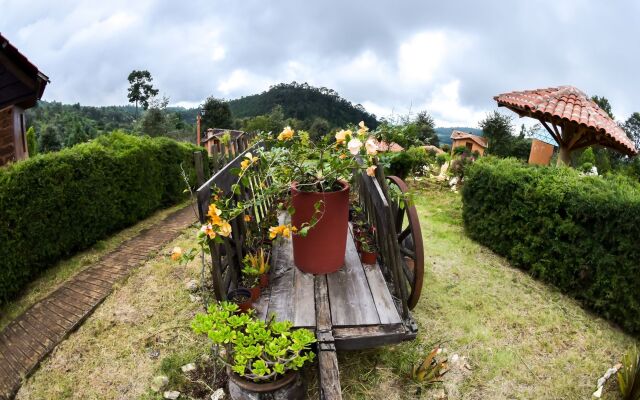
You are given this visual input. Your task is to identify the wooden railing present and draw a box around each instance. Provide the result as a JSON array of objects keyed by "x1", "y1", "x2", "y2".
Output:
[
  {"x1": 194, "y1": 140, "x2": 275, "y2": 301},
  {"x1": 208, "y1": 131, "x2": 258, "y2": 172},
  {"x1": 355, "y1": 164, "x2": 410, "y2": 319}
]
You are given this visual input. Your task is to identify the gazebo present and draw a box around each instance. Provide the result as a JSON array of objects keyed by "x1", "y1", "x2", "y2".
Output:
[{"x1": 494, "y1": 86, "x2": 636, "y2": 165}]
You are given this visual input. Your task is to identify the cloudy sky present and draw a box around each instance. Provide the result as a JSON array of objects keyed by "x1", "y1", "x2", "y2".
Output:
[{"x1": 2, "y1": 0, "x2": 639, "y2": 127}]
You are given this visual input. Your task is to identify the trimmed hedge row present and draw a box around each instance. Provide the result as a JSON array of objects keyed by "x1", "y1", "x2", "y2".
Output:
[
  {"x1": 0, "y1": 132, "x2": 204, "y2": 304},
  {"x1": 462, "y1": 157, "x2": 640, "y2": 334}
]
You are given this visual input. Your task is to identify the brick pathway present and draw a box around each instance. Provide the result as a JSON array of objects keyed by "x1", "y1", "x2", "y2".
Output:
[{"x1": 0, "y1": 205, "x2": 196, "y2": 399}]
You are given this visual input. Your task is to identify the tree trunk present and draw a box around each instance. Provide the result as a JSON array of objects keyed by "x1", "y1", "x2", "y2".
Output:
[{"x1": 557, "y1": 145, "x2": 571, "y2": 166}]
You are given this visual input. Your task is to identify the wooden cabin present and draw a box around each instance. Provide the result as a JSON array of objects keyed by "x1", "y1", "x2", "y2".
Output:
[
  {"x1": 201, "y1": 128, "x2": 246, "y2": 156},
  {"x1": 450, "y1": 130, "x2": 487, "y2": 156},
  {"x1": 0, "y1": 34, "x2": 49, "y2": 166}
]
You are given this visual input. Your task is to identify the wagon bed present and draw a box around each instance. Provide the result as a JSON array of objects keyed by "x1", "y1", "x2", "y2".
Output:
[
  {"x1": 194, "y1": 137, "x2": 423, "y2": 400},
  {"x1": 255, "y1": 220, "x2": 417, "y2": 347}
]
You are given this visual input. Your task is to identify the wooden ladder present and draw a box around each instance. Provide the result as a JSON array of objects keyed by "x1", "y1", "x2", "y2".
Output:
[{"x1": 314, "y1": 275, "x2": 342, "y2": 400}]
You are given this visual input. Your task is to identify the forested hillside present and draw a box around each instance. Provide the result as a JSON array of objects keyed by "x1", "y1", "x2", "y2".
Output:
[{"x1": 228, "y1": 82, "x2": 379, "y2": 129}]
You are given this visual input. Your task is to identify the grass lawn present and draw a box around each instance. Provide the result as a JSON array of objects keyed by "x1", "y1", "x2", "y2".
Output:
[
  {"x1": 335, "y1": 182, "x2": 637, "y2": 399},
  {"x1": 14, "y1": 185, "x2": 638, "y2": 399}
]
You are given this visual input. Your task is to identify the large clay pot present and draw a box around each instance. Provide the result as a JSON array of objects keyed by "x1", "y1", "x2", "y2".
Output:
[
  {"x1": 227, "y1": 369, "x2": 305, "y2": 400},
  {"x1": 291, "y1": 181, "x2": 349, "y2": 274}
]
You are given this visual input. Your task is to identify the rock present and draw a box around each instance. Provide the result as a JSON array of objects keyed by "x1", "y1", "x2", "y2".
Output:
[
  {"x1": 164, "y1": 390, "x2": 181, "y2": 399},
  {"x1": 186, "y1": 279, "x2": 199, "y2": 292},
  {"x1": 151, "y1": 375, "x2": 169, "y2": 392},
  {"x1": 181, "y1": 363, "x2": 196, "y2": 373},
  {"x1": 448, "y1": 177, "x2": 458, "y2": 187},
  {"x1": 189, "y1": 294, "x2": 201, "y2": 303},
  {"x1": 210, "y1": 388, "x2": 225, "y2": 400},
  {"x1": 148, "y1": 348, "x2": 160, "y2": 359},
  {"x1": 597, "y1": 377, "x2": 605, "y2": 387},
  {"x1": 450, "y1": 354, "x2": 459, "y2": 364}
]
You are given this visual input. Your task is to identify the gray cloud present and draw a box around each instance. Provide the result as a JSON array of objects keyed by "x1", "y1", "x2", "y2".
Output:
[{"x1": 2, "y1": 0, "x2": 639, "y2": 126}]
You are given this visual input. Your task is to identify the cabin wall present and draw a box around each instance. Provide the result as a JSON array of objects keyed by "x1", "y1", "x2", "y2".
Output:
[
  {"x1": 0, "y1": 105, "x2": 28, "y2": 167},
  {"x1": 451, "y1": 139, "x2": 486, "y2": 156},
  {"x1": 528, "y1": 139, "x2": 555, "y2": 165}
]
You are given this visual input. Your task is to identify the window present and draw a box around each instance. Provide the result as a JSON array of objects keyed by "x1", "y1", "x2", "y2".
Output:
[{"x1": 465, "y1": 142, "x2": 473, "y2": 150}]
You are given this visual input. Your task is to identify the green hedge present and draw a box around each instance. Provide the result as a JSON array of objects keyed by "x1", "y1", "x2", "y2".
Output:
[
  {"x1": 0, "y1": 132, "x2": 204, "y2": 304},
  {"x1": 462, "y1": 157, "x2": 640, "y2": 334}
]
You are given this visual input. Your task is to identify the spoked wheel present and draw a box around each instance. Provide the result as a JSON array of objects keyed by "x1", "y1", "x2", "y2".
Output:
[{"x1": 386, "y1": 176, "x2": 424, "y2": 310}]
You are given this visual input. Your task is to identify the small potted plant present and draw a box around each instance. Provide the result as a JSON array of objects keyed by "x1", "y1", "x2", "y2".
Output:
[
  {"x1": 243, "y1": 248, "x2": 271, "y2": 289},
  {"x1": 192, "y1": 302, "x2": 316, "y2": 399},
  {"x1": 359, "y1": 235, "x2": 378, "y2": 265},
  {"x1": 227, "y1": 288, "x2": 253, "y2": 313}
]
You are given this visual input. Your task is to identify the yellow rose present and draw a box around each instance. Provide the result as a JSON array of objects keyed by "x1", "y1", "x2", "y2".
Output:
[
  {"x1": 278, "y1": 126, "x2": 294, "y2": 141},
  {"x1": 208, "y1": 204, "x2": 222, "y2": 218},
  {"x1": 171, "y1": 246, "x2": 182, "y2": 261},
  {"x1": 366, "y1": 165, "x2": 377, "y2": 177},
  {"x1": 365, "y1": 138, "x2": 378, "y2": 156},
  {"x1": 348, "y1": 138, "x2": 363, "y2": 155},
  {"x1": 244, "y1": 215, "x2": 252, "y2": 222},
  {"x1": 218, "y1": 221, "x2": 232, "y2": 237},
  {"x1": 240, "y1": 159, "x2": 251, "y2": 171},
  {"x1": 335, "y1": 129, "x2": 347, "y2": 144}
]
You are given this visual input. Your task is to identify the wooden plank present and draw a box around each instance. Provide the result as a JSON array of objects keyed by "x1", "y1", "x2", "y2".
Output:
[
  {"x1": 291, "y1": 244, "x2": 316, "y2": 328},
  {"x1": 314, "y1": 275, "x2": 331, "y2": 331},
  {"x1": 333, "y1": 324, "x2": 414, "y2": 350},
  {"x1": 318, "y1": 350, "x2": 342, "y2": 400},
  {"x1": 264, "y1": 234, "x2": 295, "y2": 323},
  {"x1": 326, "y1": 234, "x2": 380, "y2": 327}
]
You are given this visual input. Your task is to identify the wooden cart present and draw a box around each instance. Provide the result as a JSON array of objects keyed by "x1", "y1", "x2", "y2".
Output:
[{"x1": 194, "y1": 138, "x2": 424, "y2": 400}]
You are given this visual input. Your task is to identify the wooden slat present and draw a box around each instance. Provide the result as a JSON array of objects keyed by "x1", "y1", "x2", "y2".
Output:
[
  {"x1": 327, "y1": 234, "x2": 380, "y2": 327},
  {"x1": 333, "y1": 324, "x2": 414, "y2": 350},
  {"x1": 318, "y1": 350, "x2": 342, "y2": 400},
  {"x1": 290, "y1": 244, "x2": 316, "y2": 328},
  {"x1": 265, "y1": 233, "x2": 295, "y2": 323}
]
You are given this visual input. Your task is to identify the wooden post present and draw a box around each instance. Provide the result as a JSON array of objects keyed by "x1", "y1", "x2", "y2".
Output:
[
  {"x1": 557, "y1": 145, "x2": 571, "y2": 166},
  {"x1": 196, "y1": 114, "x2": 201, "y2": 147},
  {"x1": 194, "y1": 151, "x2": 205, "y2": 188}
]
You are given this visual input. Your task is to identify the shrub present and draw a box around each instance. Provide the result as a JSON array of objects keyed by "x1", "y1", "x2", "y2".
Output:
[
  {"x1": 462, "y1": 157, "x2": 640, "y2": 334},
  {"x1": 0, "y1": 132, "x2": 204, "y2": 303}
]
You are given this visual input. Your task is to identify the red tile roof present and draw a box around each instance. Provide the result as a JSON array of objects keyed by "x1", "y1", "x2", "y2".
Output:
[
  {"x1": 451, "y1": 130, "x2": 488, "y2": 148},
  {"x1": 375, "y1": 140, "x2": 404, "y2": 152},
  {"x1": 494, "y1": 86, "x2": 636, "y2": 155}
]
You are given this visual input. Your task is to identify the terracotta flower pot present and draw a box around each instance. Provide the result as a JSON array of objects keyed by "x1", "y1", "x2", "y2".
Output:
[
  {"x1": 360, "y1": 250, "x2": 377, "y2": 265},
  {"x1": 227, "y1": 369, "x2": 305, "y2": 400},
  {"x1": 228, "y1": 288, "x2": 252, "y2": 313},
  {"x1": 259, "y1": 274, "x2": 269, "y2": 288},
  {"x1": 291, "y1": 181, "x2": 350, "y2": 274},
  {"x1": 249, "y1": 285, "x2": 261, "y2": 301}
]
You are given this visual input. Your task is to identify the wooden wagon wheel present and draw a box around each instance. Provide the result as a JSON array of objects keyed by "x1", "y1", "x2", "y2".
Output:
[{"x1": 385, "y1": 175, "x2": 424, "y2": 310}]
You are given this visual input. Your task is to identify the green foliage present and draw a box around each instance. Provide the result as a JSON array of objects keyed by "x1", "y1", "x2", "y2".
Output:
[
  {"x1": 385, "y1": 146, "x2": 438, "y2": 178},
  {"x1": 127, "y1": 70, "x2": 159, "y2": 113},
  {"x1": 241, "y1": 105, "x2": 285, "y2": 135},
  {"x1": 436, "y1": 152, "x2": 450, "y2": 166},
  {"x1": 591, "y1": 95, "x2": 615, "y2": 120},
  {"x1": 624, "y1": 112, "x2": 640, "y2": 151},
  {"x1": 0, "y1": 132, "x2": 202, "y2": 304},
  {"x1": 415, "y1": 111, "x2": 439, "y2": 146},
  {"x1": 26, "y1": 101, "x2": 197, "y2": 150},
  {"x1": 618, "y1": 345, "x2": 640, "y2": 400},
  {"x1": 480, "y1": 111, "x2": 531, "y2": 160},
  {"x1": 38, "y1": 125, "x2": 62, "y2": 153},
  {"x1": 228, "y1": 82, "x2": 378, "y2": 129},
  {"x1": 578, "y1": 147, "x2": 596, "y2": 172},
  {"x1": 201, "y1": 96, "x2": 233, "y2": 131},
  {"x1": 462, "y1": 157, "x2": 640, "y2": 334},
  {"x1": 26, "y1": 126, "x2": 37, "y2": 156},
  {"x1": 191, "y1": 301, "x2": 316, "y2": 382}
]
